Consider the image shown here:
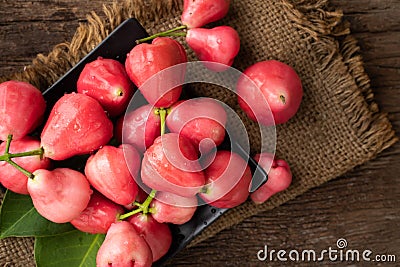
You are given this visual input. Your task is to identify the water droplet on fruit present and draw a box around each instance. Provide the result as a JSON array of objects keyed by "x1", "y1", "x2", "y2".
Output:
[
  {"x1": 81, "y1": 214, "x2": 89, "y2": 222},
  {"x1": 217, "y1": 39, "x2": 222, "y2": 44},
  {"x1": 91, "y1": 76, "x2": 95, "y2": 80},
  {"x1": 92, "y1": 122, "x2": 102, "y2": 129},
  {"x1": 82, "y1": 90, "x2": 89, "y2": 94},
  {"x1": 73, "y1": 123, "x2": 81, "y2": 132}
]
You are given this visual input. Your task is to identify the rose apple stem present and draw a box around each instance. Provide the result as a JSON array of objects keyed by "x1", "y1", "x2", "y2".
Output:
[
  {"x1": 4, "y1": 134, "x2": 12, "y2": 154},
  {"x1": 154, "y1": 107, "x2": 169, "y2": 136},
  {"x1": 133, "y1": 201, "x2": 143, "y2": 208},
  {"x1": 5, "y1": 159, "x2": 34, "y2": 179},
  {"x1": 140, "y1": 107, "x2": 170, "y2": 213},
  {"x1": 167, "y1": 33, "x2": 187, "y2": 37},
  {"x1": 200, "y1": 186, "x2": 209, "y2": 194},
  {"x1": 140, "y1": 189, "x2": 157, "y2": 214},
  {"x1": 118, "y1": 189, "x2": 157, "y2": 220},
  {"x1": 0, "y1": 134, "x2": 44, "y2": 162},
  {"x1": 0, "y1": 135, "x2": 40, "y2": 179},
  {"x1": 159, "y1": 108, "x2": 167, "y2": 136},
  {"x1": 118, "y1": 208, "x2": 143, "y2": 220},
  {"x1": 1, "y1": 148, "x2": 44, "y2": 159},
  {"x1": 119, "y1": 107, "x2": 168, "y2": 221},
  {"x1": 121, "y1": 109, "x2": 168, "y2": 221},
  {"x1": 136, "y1": 25, "x2": 187, "y2": 44}
]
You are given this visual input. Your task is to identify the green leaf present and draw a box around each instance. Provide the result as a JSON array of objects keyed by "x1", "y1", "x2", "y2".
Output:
[
  {"x1": 35, "y1": 230, "x2": 105, "y2": 267},
  {"x1": 0, "y1": 190, "x2": 75, "y2": 238}
]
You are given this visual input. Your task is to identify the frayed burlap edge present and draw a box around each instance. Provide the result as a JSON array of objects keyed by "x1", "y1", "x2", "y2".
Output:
[
  {"x1": 185, "y1": 0, "x2": 398, "y2": 248},
  {"x1": 285, "y1": 0, "x2": 397, "y2": 157},
  {"x1": 0, "y1": 0, "x2": 398, "y2": 265}
]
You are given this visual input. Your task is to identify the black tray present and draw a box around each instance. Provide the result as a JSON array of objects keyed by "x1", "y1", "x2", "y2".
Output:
[{"x1": 42, "y1": 18, "x2": 268, "y2": 266}]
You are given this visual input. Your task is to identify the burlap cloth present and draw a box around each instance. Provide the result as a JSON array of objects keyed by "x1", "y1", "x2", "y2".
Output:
[{"x1": 0, "y1": 0, "x2": 398, "y2": 265}]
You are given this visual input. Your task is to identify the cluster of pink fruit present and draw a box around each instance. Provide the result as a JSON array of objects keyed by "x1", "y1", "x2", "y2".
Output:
[{"x1": 0, "y1": 0, "x2": 303, "y2": 266}]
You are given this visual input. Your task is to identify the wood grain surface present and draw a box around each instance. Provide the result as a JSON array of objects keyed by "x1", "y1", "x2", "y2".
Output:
[{"x1": 0, "y1": 0, "x2": 399, "y2": 266}]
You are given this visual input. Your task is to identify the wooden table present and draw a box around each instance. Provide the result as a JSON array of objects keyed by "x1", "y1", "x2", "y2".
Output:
[{"x1": 0, "y1": 1, "x2": 399, "y2": 266}]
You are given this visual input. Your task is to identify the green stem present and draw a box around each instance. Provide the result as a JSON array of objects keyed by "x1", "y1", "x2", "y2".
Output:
[
  {"x1": 9, "y1": 148, "x2": 43, "y2": 159},
  {"x1": 148, "y1": 207, "x2": 156, "y2": 214},
  {"x1": 118, "y1": 207, "x2": 143, "y2": 220},
  {"x1": 6, "y1": 159, "x2": 34, "y2": 179},
  {"x1": 134, "y1": 201, "x2": 143, "y2": 208},
  {"x1": 119, "y1": 108, "x2": 168, "y2": 221},
  {"x1": 167, "y1": 33, "x2": 188, "y2": 37},
  {"x1": 0, "y1": 134, "x2": 38, "y2": 179},
  {"x1": 159, "y1": 108, "x2": 167, "y2": 136},
  {"x1": 141, "y1": 189, "x2": 157, "y2": 214},
  {"x1": 0, "y1": 147, "x2": 44, "y2": 161},
  {"x1": 0, "y1": 134, "x2": 45, "y2": 162},
  {"x1": 4, "y1": 134, "x2": 13, "y2": 154},
  {"x1": 200, "y1": 186, "x2": 209, "y2": 194},
  {"x1": 136, "y1": 25, "x2": 187, "y2": 44},
  {"x1": 118, "y1": 189, "x2": 157, "y2": 220}
]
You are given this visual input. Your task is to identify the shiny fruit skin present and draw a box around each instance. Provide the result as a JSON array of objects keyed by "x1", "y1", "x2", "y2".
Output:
[
  {"x1": 181, "y1": 0, "x2": 230, "y2": 28},
  {"x1": 141, "y1": 133, "x2": 205, "y2": 197},
  {"x1": 199, "y1": 150, "x2": 252, "y2": 208},
  {"x1": 150, "y1": 191, "x2": 198, "y2": 225},
  {"x1": 186, "y1": 26, "x2": 240, "y2": 71},
  {"x1": 250, "y1": 153, "x2": 292, "y2": 204},
  {"x1": 77, "y1": 57, "x2": 135, "y2": 117},
  {"x1": 0, "y1": 137, "x2": 50, "y2": 194},
  {"x1": 0, "y1": 80, "x2": 46, "y2": 141},
  {"x1": 28, "y1": 168, "x2": 92, "y2": 223},
  {"x1": 85, "y1": 145, "x2": 140, "y2": 206},
  {"x1": 166, "y1": 98, "x2": 227, "y2": 154},
  {"x1": 40, "y1": 93, "x2": 113, "y2": 160},
  {"x1": 115, "y1": 104, "x2": 161, "y2": 153},
  {"x1": 128, "y1": 213, "x2": 172, "y2": 262},
  {"x1": 125, "y1": 37, "x2": 187, "y2": 108},
  {"x1": 237, "y1": 60, "x2": 303, "y2": 125},
  {"x1": 96, "y1": 221, "x2": 153, "y2": 267},
  {"x1": 70, "y1": 191, "x2": 124, "y2": 234}
]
